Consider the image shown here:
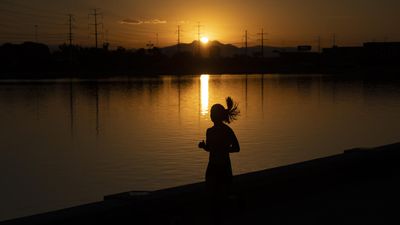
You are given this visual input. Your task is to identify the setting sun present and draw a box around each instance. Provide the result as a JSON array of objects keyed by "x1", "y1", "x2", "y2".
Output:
[{"x1": 200, "y1": 37, "x2": 209, "y2": 44}]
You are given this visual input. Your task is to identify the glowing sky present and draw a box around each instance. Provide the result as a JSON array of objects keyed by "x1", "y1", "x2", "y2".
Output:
[{"x1": 0, "y1": 0, "x2": 399, "y2": 48}]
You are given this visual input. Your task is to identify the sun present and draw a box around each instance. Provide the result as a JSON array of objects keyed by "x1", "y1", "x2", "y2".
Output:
[{"x1": 200, "y1": 36, "x2": 209, "y2": 44}]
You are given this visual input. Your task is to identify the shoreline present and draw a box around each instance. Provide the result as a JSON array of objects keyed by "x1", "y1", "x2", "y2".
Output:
[
  {"x1": 0, "y1": 70, "x2": 399, "y2": 81},
  {"x1": 3, "y1": 142, "x2": 400, "y2": 224}
]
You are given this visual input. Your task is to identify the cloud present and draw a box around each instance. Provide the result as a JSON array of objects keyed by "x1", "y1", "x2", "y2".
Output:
[
  {"x1": 120, "y1": 18, "x2": 167, "y2": 25},
  {"x1": 120, "y1": 19, "x2": 143, "y2": 25},
  {"x1": 145, "y1": 19, "x2": 167, "y2": 24}
]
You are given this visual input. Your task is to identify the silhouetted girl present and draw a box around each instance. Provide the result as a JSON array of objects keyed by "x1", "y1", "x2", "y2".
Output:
[{"x1": 199, "y1": 97, "x2": 240, "y2": 198}]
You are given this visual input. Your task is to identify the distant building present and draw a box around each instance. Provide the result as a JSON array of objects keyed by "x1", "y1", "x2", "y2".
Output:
[
  {"x1": 279, "y1": 45, "x2": 319, "y2": 67},
  {"x1": 297, "y1": 45, "x2": 312, "y2": 52},
  {"x1": 322, "y1": 42, "x2": 400, "y2": 68},
  {"x1": 322, "y1": 46, "x2": 364, "y2": 67},
  {"x1": 363, "y1": 42, "x2": 400, "y2": 65}
]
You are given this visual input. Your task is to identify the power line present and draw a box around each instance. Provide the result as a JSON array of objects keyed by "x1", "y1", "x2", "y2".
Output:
[
  {"x1": 0, "y1": 7, "x2": 65, "y2": 20},
  {"x1": 0, "y1": 0, "x2": 66, "y2": 17}
]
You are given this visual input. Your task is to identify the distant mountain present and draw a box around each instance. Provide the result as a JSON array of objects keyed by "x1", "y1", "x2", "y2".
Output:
[{"x1": 160, "y1": 40, "x2": 297, "y2": 57}]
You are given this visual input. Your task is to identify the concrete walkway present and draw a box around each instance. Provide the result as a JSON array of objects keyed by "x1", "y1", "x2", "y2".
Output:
[{"x1": 3, "y1": 142, "x2": 400, "y2": 225}]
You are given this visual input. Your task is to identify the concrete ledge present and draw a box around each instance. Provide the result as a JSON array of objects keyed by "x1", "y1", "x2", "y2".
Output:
[{"x1": 2, "y1": 142, "x2": 400, "y2": 225}]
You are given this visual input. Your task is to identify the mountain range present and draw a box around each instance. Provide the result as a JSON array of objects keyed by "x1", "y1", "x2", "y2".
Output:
[{"x1": 160, "y1": 40, "x2": 297, "y2": 57}]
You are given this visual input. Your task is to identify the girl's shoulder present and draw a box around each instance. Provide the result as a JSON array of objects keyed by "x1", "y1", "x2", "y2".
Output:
[
  {"x1": 209, "y1": 124, "x2": 234, "y2": 132},
  {"x1": 222, "y1": 123, "x2": 234, "y2": 131},
  {"x1": 206, "y1": 127, "x2": 213, "y2": 134}
]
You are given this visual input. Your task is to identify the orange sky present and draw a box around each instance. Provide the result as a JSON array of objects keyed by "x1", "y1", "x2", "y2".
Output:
[{"x1": 1, "y1": 0, "x2": 399, "y2": 48}]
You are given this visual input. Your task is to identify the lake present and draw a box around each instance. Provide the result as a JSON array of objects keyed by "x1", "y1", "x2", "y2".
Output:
[{"x1": 1, "y1": 74, "x2": 400, "y2": 221}]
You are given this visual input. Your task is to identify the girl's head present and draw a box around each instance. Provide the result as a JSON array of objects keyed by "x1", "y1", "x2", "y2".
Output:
[{"x1": 210, "y1": 97, "x2": 240, "y2": 124}]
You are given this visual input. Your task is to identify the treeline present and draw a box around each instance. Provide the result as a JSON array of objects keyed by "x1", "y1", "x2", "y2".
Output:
[
  {"x1": 0, "y1": 42, "x2": 324, "y2": 78},
  {"x1": 3, "y1": 41, "x2": 399, "y2": 78}
]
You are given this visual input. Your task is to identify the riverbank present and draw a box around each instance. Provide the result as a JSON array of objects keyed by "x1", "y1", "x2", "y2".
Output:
[{"x1": 2, "y1": 142, "x2": 400, "y2": 225}]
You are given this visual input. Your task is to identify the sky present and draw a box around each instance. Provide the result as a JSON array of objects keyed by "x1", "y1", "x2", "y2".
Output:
[{"x1": 0, "y1": 0, "x2": 399, "y2": 49}]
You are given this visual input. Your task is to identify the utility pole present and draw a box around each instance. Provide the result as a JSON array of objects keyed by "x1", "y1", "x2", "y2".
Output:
[
  {"x1": 94, "y1": 9, "x2": 99, "y2": 48},
  {"x1": 177, "y1": 25, "x2": 181, "y2": 52},
  {"x1": 66, "y1": 14, "x2": 75, "y2": 63},
  {"x1": 196, "y1": 22, "x2": 203, "y2": 56},
  {"x1": 156, "y1": 33, "x2": 159, "y2": 47},
  {"x1": 245, "y1": 30, "x2": 248, "y2": 56},
  {"x1": 68, "y1": 14, "x2": 74, "y2": 46},
  {"x1": 318, "y1": 36, "x2": 321, "y2": 53},
  {"x1": 261, "y1": 29, "x2": 264, "y2": 57},
  {"x1": 257, "y1": 28, "x2": 267, "y2": 57},
  {"x1": 34, "y1": 25, "x2": 38, "y2": 42},
  {"x1": 197, "y1": 22, "x2": 201, "y2": 44},
  {"x1": 89, "y1": 9, "x2": 102, "y2": 48},
  {"x1": 105, "y1": 29, "x2": 109, "y2": 43},
  {"x1": 332, "y1": 33, "x2": 336, "y2": 47}
]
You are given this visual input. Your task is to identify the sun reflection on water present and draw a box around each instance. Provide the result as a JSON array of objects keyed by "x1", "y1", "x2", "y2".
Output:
[{"x1": 200, "y1": 74, "x2": 209, "y2": 115}]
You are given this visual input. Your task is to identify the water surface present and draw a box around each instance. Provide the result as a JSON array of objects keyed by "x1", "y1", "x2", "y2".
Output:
[{"x1": 1, "y1": 74, "x2": 400, "y2": 220}]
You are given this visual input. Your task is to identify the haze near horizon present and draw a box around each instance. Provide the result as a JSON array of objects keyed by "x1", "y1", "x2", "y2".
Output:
[{"x1": 0, "y1": 0, "x2": 399, "y2": 49}]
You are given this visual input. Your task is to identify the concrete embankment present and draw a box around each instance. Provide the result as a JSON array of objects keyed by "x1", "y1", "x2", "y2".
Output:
[{"x1": 2, "y1": 142, "x2": 400, "y2": 225}]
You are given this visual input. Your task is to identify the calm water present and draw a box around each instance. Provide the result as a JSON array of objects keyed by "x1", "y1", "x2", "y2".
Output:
[{"x1": 1, "y1": 74, "x2": 400, "y2": 220}]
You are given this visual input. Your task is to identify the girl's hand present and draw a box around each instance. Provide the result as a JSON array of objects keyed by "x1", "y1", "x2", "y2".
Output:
[{"x1": 198, "y1": 140, "x2": 206, "y2": 149}]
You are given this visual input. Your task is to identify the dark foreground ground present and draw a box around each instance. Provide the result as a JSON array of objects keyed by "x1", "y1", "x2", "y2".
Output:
[{"x1": 2, "y1": 142, "x2": 400, "y2": 225}]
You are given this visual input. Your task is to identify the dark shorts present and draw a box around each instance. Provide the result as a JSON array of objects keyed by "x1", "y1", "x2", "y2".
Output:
[{"x1": 205, "y1": 163, "x2": 233, "y2": 189}]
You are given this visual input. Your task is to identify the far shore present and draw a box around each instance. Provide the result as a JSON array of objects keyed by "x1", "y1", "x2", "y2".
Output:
[{"x1": 1, "y1": 67, "x2": 400, "y2": 80}]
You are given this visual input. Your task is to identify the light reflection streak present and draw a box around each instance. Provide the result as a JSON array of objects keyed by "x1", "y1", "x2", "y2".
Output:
[{"x1": 200, "y1": 74, "x2": 209, "y2": 115}]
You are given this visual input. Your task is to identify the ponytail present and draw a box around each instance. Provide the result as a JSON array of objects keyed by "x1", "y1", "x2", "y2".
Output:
[{"x1": 224, "y1": 96, "x2": 240, "y2": 123}]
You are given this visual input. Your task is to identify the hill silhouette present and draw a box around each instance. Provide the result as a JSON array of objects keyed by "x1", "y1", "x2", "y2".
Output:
[{"x1": 160, "y1": 40, "x2": 296, "y2": 58}]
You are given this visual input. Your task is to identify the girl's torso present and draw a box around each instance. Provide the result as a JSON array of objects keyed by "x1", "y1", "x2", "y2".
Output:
[{"x1": 207, "y1": 124, "x2": 234, "y2": 165}]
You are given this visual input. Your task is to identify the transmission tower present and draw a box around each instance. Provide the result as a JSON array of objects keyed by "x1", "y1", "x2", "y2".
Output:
[
  {"x1": 318, "y1": 36, "x2": 321, "y2": 53},
  {"x1": 177, "y1": 25, "x2": 181, "y2": 52},
  {"x1": 196, "y1": 22, "x2": 203, "y2": 55},
  {"x1": 68, "y1": 14, "x2": 74, "y2": 46},
  {"x1": 257, "y1": 28, "x2": 267, "y2": 57},
  {"x1": 156, "y1": 33, "x2": 159, "y2": 47},
  {"x1": 89, "y1": 9, "x2": 103, "y2": 48},
  {"x1": 332, "y1": 33, "x2": 337, "y2": 47},
  {"x1": 34, "y1": 25, "x2": 38, "y2": 42},
  {"x1": 245, "y1": 30, "x2": 248, "y2": 56}
]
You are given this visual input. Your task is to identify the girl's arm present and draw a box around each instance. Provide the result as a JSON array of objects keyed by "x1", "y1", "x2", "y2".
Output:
[
  {"x1": 198, "y1": 140, "x2": 209, "y2": 152},
  {"x1": 198, "y1": 129, "x2": 210, "y2": 152},
  {"x1": 229, "y1": 130, "x2": 240, "y2": 153}
]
